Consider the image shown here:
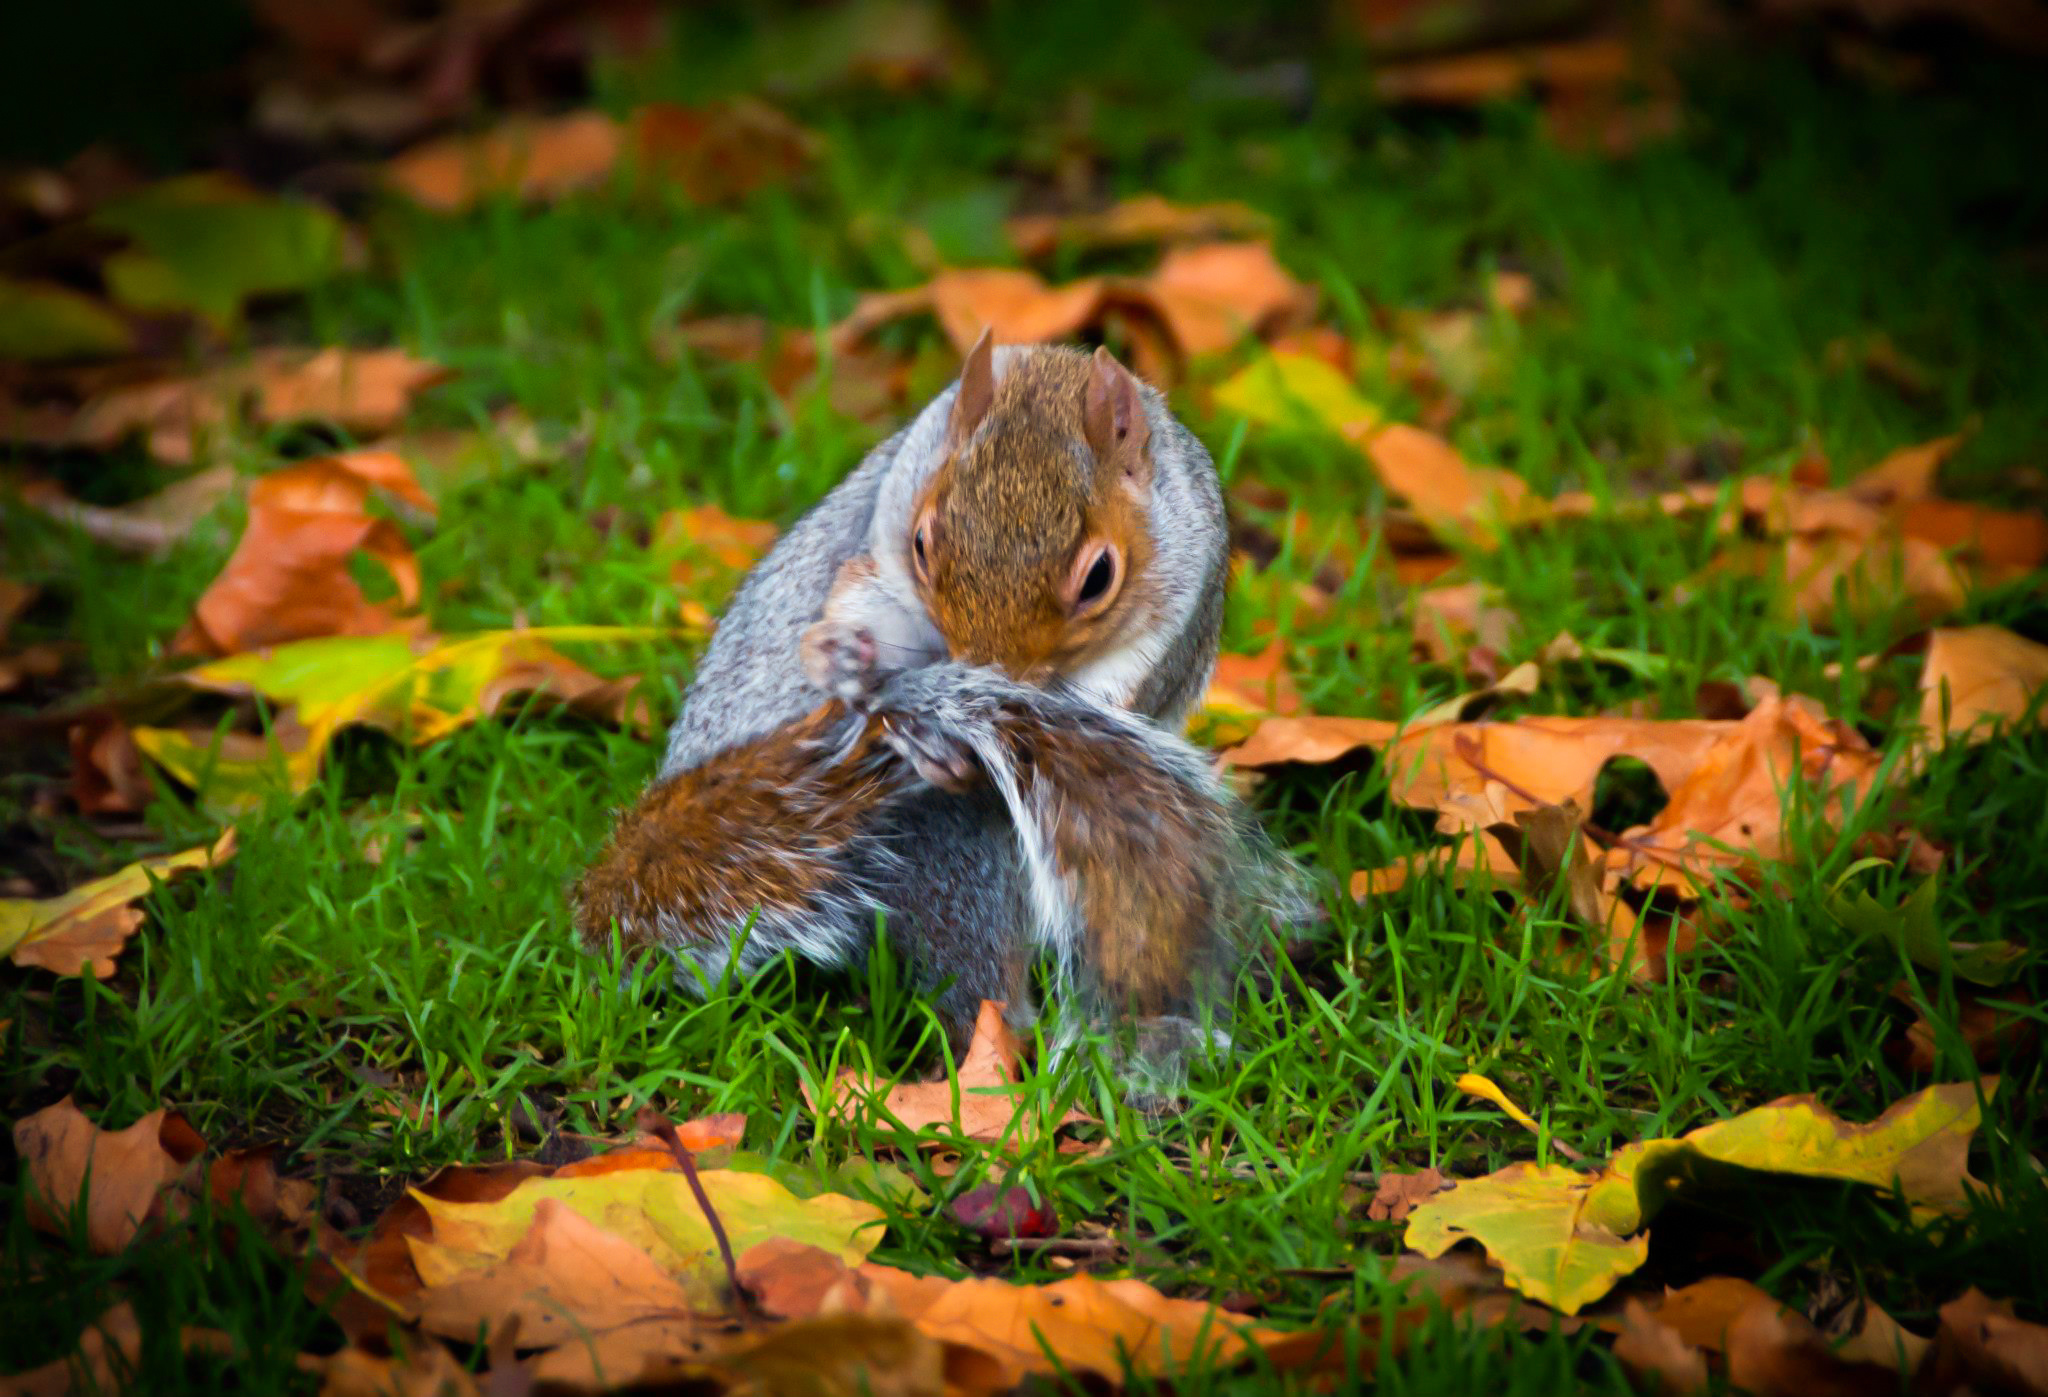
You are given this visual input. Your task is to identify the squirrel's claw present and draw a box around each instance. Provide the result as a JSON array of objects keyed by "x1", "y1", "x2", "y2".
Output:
[
  {"x1": 801, "y1": 620, "x2": 881, "y2": 705},
  {"x1": 880, "y1": 714, "x2": 979, "y2": 793}
]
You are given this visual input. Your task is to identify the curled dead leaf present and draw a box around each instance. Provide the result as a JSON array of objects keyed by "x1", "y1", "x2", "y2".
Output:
[
  {"x1": 13, "y1": 1098, "x2": 207, "y2": 1253},
  {"x1": 0, "y1": 830, "x2": 236, "y2": 978}
]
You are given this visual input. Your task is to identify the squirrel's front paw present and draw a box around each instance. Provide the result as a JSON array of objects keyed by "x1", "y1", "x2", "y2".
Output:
[
  {"x1": 801, "y1": 620, "x2": 881, "y2": 706},
  {"x1": 880, "y1": 713, "x2": 979, "y2": 793}
]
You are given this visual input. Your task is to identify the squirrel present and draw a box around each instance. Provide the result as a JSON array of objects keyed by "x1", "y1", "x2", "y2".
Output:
[{"x1": 576, "y1": 335, "x2": 1310, "y2": 1060}]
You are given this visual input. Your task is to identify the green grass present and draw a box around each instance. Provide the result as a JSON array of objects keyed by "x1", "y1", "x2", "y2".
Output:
[{"x1": 5, "y1": 4, "x2": 2047, "y2": 1391}]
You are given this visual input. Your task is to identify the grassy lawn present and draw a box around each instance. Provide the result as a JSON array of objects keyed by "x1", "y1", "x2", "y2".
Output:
[{"x1": 4, "y1": 4, "x2": 2045, "y2": 1390}]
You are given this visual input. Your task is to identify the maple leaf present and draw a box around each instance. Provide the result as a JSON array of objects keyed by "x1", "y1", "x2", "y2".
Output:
[{"x1": 1913, "y1": 625, "x2": 2048, "y2": 753}]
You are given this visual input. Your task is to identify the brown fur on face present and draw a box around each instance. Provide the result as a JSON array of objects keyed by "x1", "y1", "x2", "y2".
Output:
[{"x1": 913, "y1": 346, "x2": 1157, "y2": 681}]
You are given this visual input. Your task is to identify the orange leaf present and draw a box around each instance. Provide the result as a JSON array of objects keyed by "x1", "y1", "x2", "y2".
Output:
[
  {"x1": 658, "y1": 504, "x2": 781, "y2": 576},
  {"x1": 174, "y1": 450, "x2": 431, "y2": 657},
  {"x1": 1364, "y1": 423, "x2": 1538, "y2": 547},
  {"x1": 1006, "y1": 194, "x2": 1272, "y2": 259},
  {"x1": 1138, "y1": 241, "x2": 1312, "y2": 357},
  {"x1": 66, "y1": 348, "x2": 448, "y2": 464},
  {"x1": 1915, "y1": 624, "x2": 2048, "y2": 753},
  {"x1": 1204, "y1": 640, "x2": 1300, "y2": 716},
  {"x1": 387, "y1": 111, "x2": 622, "y2": 212},
  {"x1": 1223, "y1": 714, "x2": 1401, "y2": 769},
  {"x1": 13, "y1": 1097, "x2": 207, "y2": 1253},
  {"x1": 627, "y1": 98, "x2": 816, "y2": 203}
]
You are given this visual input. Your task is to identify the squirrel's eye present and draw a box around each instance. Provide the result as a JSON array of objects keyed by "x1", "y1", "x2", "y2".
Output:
[
  {"x1": 1075, "y1": 548, "x2": 1117, "y2": 609},
  {"x1": 911, "y1": 518, "x2": 932, "y2": 584}
]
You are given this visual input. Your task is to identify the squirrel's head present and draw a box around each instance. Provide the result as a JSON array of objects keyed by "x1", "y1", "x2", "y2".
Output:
[{"x1": 907, "y1": 334, "x2": 1158, "y2": 686}]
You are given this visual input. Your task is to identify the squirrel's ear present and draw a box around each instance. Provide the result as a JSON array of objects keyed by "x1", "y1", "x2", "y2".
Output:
[
  {"x1": 1084, "y1": 346, "x2": 1152, "y2": 487},
  {"x1": 947, "y1": 328, "x2": 996, "y2": 449}
]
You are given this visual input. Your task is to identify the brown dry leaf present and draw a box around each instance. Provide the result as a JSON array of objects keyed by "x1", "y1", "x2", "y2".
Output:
[
  {"x1": 1489, "y1": 802, "x2": 1647, "y2": 977},
  {"x1": 0, "y1": 578, "x2": 33, "y2": 641},
  {"x1": 13, "y1": 1097, "x2": 206, "y2": 1253},
  {"x1": 1897, "y1": 984, "x2": 2039, "y2": 1072},
  {"x1": 0, "y1": 1303, "x2": 144, "y2": 1397},
  {"x1": 0, "y1": 830, "x2": 236, "y2": 978},
  {"x1": 807, "y1": 1000, "x2": 1079, "y2": 1143},
  {"x1": 658, "y1": 504, "x2": 782, "y2": 579},
  {"x1": 1349, "y1": 830, "x2": 1521, "y2": 901},
  {"x1": 1367, "y1": 1168, "x2": 1448, "y2": 1223},
  {"x1": 1647, "y1": 1277, "x2": 1782, "y2": 1351},
  {"x1": 387, "y1": 110, "x2": 622, "y2": 212},
  {"x1": 1723, "y1": 1298, "x2": 1904, "y2": 1397},
  {"x1": 20, "y1": 465, "x2": 239, "y2": 554},
  {"x1": 1915, "y1": 624, "x2": 2048, "y2": 753},
  {"x1": 1614, "y1": 1299, "x2": 1710, "y2": 1395},
  {"x1": 1203, "y1": 641, "x2": 1301, "y2": 717},
  {"x1": 835, "y1": 267, "x2": 1108, "y2": 354},
  {"x1": 1413, "y1": 580, "x2": 1514, "y2": 665},
  {"x1": 68, "y1": 714, "x2": 151, "y2": 816},
  {"x1": 1614, "y1": 696, "x2": 1882, "y2": 895},
  {"x1": 1829, "y1": 1298, "x2": 1933, "y2": 1376},
  {"x1": 1223, "y1": 714, "x2": 1401, "y2": 769},
  {"x1": 173, "y1": 449, "x2": 431, "y2": 657},
  {"x1": 62, "y1": 349, "x2": 449, "y2": 464},
  {"x1": 1364, "y1": 424, "x2": 1538, "y2": 548},
  {"x1": 1140, "y1": 242, "x2": 1313, "y2": 358},
  {"x1": 1006, "y1": 195, "x2": 1272, "y2": 259},
  {"x1": 1372, "y1": 35, "x2": 1636, "y2": 105},
  {"x1": 0, "y1": 641, "x2": 67, "y2": 695},
  {"x1": 832, "y1": 241, "x2": 1309, "y2": 367},
  {"x1": 319, "y1": 1342, "x2": 482, "y2": 1397},
  {"x1": 627, "y1": 98, "x2": 818, "y2": 204},
  {"x1": 208, "y1": 1145, "x2": 317, "y2": 1233},
  {"x1": 1929, "y1": 1287, "x2": 2048, "y2": 1395},
  {"x1": 857, "y1": 1262, "x2": 1291, "y2": 1388}
]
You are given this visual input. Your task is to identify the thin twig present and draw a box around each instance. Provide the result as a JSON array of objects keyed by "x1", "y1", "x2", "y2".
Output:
[
  {"x1": 991, "y1": 1236, "x2": 1124, "y2": 1260},
  {"x1": 638, "y1": 1108, "x2": 749, "y2": 1310}
]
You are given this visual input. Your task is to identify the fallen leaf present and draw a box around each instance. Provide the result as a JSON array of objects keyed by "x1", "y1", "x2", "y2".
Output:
[
  {"x1": 209, "y1": 1145, "x2": 318, "y2": 1232},
  {"x1": 1412, "y1": 580, "x2": 1514, "y2": 665},
  {"x1": 1651, "y1": 1277, "x2": 1783, "y2": 1351},
  {"x1": 0, "y1": 1303, "x2": 144, "y2": 1396},
  {"x1": 172, "y1": 450, "x2": 431, "y2": 657},
  {"x1": 1202, "y1": 641, "x2": 1301, "y2": 721},
  {"x1": 807, "y1": 1000, "x2": 1080, "y2": 1143},
  {"x1": 1141, "y1": 241, "x2": 1312, "y2": 357},
  {"x1": 835, "y1": 267, "x2": 1108, "y2": 353},
  {"x1": 412, "y1": 1197, "x2": 699, "y2": 1345},
  {"x1": 1406, "y1": 1079, "x2": 1993, "y2": 1312},
  {"x1": 54, "y1": 347, "x2": 449, "y2": 464},
  {"x1": 1488, "y1": 802, "x2": 1645, "y2": 978},
  {"x1": 1613, "y1": 696, "x2": 1882, "y2": 895},
  {"x1": 627, "y1": 98, "x2": 818, "y2": 203},
  {"x1": 0, "y1": 579, "x2": 34, "y2": 641},
  {"x1": 1214, "y1": 350, "x2": 1382, "y2": 438},
  {"x1": 1829, "y1": 1297, "x2": 1933, "y2": 1376},
  {"x1": 93, "y1": 174, "x2": 344, "y2": 328},
  {"x1": 1367, "y1": 1168, "x2": 1448, "y2": 1222},
  {"x1": 319, "y1": 1342, "x2": 482, "y2": 1397},
  {"x1": 1830, "y1": 876, "x2": 2024, "y2": 988},
  {"x1": 0, "y1": 278, "x2": 133, "y2": 360},
  {"x1": 1222, "y1": 714, "x2": 1401, "y2": 769},
  {"x1": 1724, "y1": 1298, "x2": 1903, "y2": 1397},
  {"x1": 1364, "y1": 424, "x2": 1538, "y2": 547},
  {"x1": 21, "y1": 465, "x2": 239, "y2": 554},
  {"x1": 68, "y1": 714, "x2": 151, "y2": 816},
  {"x1": 1914, "y1": 625, "x2": 2048, "y2": 752},
  {"x1": 387, "y1": 111, "x2": 622, "y2": 212},
  {"x1": 0, "y1": 830, "x2": 236, "y2": 978},
  {"x1": 1006, "y1": 195, "x2": 1272, "y2": 259},
  {"x1": 13, "y1": 1097, "x2": 207, "y2": 1253},
  {"x1": 407, "y1": 1163, "x2": 884, "y2": 1310},
  {"x1": 1614, "y1": 1299, "x2": 1710, "y2": 1395},
  {"x1": 1897, "y1": 984, "x2": 2039, "y2": 1072},
  {"x1": 132, "y1": 627, "x2": 660, "y2": 806},
  {"x1": 657, "y1": 503, "x2": 781, "y2": 578},
  {"x1": 1929, "y1": 1287, "x2": 2048, "y2": 1396},
  {"x1": 1372, "y1": 37, "x2": 1636, "y2": 106}
]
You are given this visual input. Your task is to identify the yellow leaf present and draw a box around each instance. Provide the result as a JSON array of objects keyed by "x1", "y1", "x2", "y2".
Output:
[
  {"x1": 0, "y1": 831, "x2": 236, "y2": 977},
  {"x1": 408, "y1": 1168, "x2": 885, "y2": 1310},
  {"x1": 1407, "y1": 1079, "x2": 1995, "y2": 1314},
  {"x1": 1214, "y1": 351, "x2": 1381, "y2": 438},
  {"x1": 133, "y1": 627, "x2": 663, "y2": 807}
]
